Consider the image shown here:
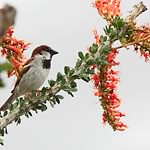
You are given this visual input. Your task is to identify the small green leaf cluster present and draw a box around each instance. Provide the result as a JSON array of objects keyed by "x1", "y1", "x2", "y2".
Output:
[
  {"x1": 76, "y1": 51, "x2": 94, "y2": 81},
  {"x1": 104, "y1": 16, "x2": 133, "y2": 42}
]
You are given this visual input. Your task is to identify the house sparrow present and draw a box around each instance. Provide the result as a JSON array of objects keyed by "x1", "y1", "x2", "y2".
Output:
[{"x1": 0, "y1": 45, "x2": 58, "y2": 111}]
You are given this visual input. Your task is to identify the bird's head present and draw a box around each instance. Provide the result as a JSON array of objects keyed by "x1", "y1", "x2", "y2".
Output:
[{"x1": 31, "y1": 45, "x2": 58, "y2": 59}]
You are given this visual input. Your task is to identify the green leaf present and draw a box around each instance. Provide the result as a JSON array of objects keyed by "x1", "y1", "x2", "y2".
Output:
[
  {"x1": 37, "y1": 104, "x2": 47, "y2": 112},
  {"x1": 50, "y1": 95, "x2": 62, "y2": 105},
  {"x1": 17, "y1": 118, "x2": 21, "y2": 125},
  {"x1": 89, "y1": 44, "x2": 98, "y2": 54},
  {"x1": 55, "y1": 97, "x2": 60, "y2": 104},
  {"x1": 41, "y1": 87, "x2": 47, "y2": 96},
  {"x1": 50, "y1": 98, "x2": 56, "y2": 105},
  {"x1": 25, "y1": 112, "x2": 29, "y2": 118},
  {"x1": 56, "y1": 95, "x2": 64, "y2": 99},
  {"x1": 86, "y1": 69, "x2": 95, "y2": 74},
  {"x1": 0, "y1": 112, "x2": 2, "y2": 118},
  {"x1": 48, "y1": 80, "x2": 56, "y2": 87},
  {"x1": 56, "y1": 72, "x2": 64, "y2": 82},
  {"x1": 3, "y1": 111, "x2": 8, "y2": 117},
  {"x1": 95, "y1": 56, "x2": 102, "y2": 65},
  {"x1": 71, "y1": 75, "x2": 80, "y2": 80},
  {"x1": 10, "y1": 101, "x2": 19, "y2": 110},
  {"x1": 86, "y1": 59, "x2": 95, "y2": 66},
  {"x1": 112, "y1": 16, "x2": 125, "y2": 29},
  {"x1": 64, "y1": 66, "x2": 70, "y2": 75},
  {"x1": 69, "y1": 69, "x2": 75, "y2": 76},
  {"x1": 102, "y1": 36, "x2": 107, "y2": 42},
  {"x1": 69, "y1": 88, "x2": 78, "y2": 92},
  {"x1": 0, "y1": 78, "x2": 4, "y2": 87},
  {"x1": 103, "y1": 26, "x2": 110, "y2": 35},
  {"x1": 78, "y1": 51, "x2": 84, "y2": 60},
  {"x1": 18, "y1": 98, "x2": 25, "y2": 108},
  {"x1": 28, "y1": 111, "x2": 32, "y2": 117},
  {"x1": 101, "y1": 42, "x2": 110, "y2": 53},
  {"x1": 0, "y1": 63, "x2": 12, "y2": 72},
  {"x1": 32, "y1": 107, "x2": 38, "y2": 113},
  {"x1": 84, "y1": 53, "x2": 90, "y2": 60},
  {"x1": 70, "y1": 81, "x2": 77, "y2": 88},
  {"x1": 66, "y1": 91, "x2": 74, "y2": 97},
  {"x1": 4, "y1": 127, "x2": 8, "y2": 134},
  {"x1": 75, "y1": 59, "x2": 82, "y2": 68},
  {"x1": 80, "y1": 75, "x2": 90, "y2": 82},
  {"x1": 0, "y1": 129, "x2": 4, "y2": 136},
  {"x1": 49, "y1": 101, "x2": 54, "y2": 108},
  {"x1": 109, "y1": 31, "x2": 116, "y2": 40},
  {"x1": 63, "y1": 89, "x2": 74, "y2": 97},
  {"x1": 15, "y1": 117, "x2": 21, "y2": 125},
  {"x1": 60, "y1": 78, "x2": 66, "y2": 86},
  {"x1": 100, "y1": 59, "x2": 109, "y2": 65}
]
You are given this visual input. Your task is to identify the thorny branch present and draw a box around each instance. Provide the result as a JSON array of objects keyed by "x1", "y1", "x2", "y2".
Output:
[
  {"x1": 0, "y1": 86, "x2": 60, "y2": 129},
  {"x1": 125, "y1": 1, "x2": 147, "y2": 22},
  {"x1": 114, "y1": 35, "x2": 150, "y2": 50}
]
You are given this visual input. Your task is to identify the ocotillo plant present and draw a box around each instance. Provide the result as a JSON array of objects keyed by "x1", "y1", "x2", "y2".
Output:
[{"x1": 0, "y1": 0, "x2": 150, "y2": 145}]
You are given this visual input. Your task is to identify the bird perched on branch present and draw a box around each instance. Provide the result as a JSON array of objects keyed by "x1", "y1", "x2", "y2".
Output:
[{"x1": 0, "y1": 45, "x2": 58, "y2": 111}]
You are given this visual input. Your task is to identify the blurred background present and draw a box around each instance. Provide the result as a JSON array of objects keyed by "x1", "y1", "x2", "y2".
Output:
[{"x1": 1, "y1": 0, "x2": 150, "y2": 149}]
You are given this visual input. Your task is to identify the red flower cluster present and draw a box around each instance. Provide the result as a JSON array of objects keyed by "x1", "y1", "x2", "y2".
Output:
[
  {"x1": 91, "y1": 48, "x2": 127, "y2": 131},
  {"x1": 0, "y1": 26, "x2": 30, "y2": 77},
  {"x1": 93, "y1": 0, "x2": 121, "y2": 22}
]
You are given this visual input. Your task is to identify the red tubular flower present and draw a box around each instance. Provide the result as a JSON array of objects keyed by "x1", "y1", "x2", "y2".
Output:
[
  {"x1": 93, "y1": 29, "x2": 101, "y2": 45},
  {"x1": 94, "y1": 90, "x2": 103, "y2": 96},
  {"x1": 0, "y1": 26, "x2": 30, "y2": 77},
  {"x1": 1, "y1": 48, "x2": 7, "y2": 56},
  {"x1": 10, "y1": 56, "x2": 21, "y2": 68},
  {"x1": 106, "y1": 49, "x2": 120, "y2": 66},
  {"x1": 142, "y1": 51, "x2": 150, "y2": 62},
  {"x1": 91, "y1": 74, "x2": 100, "y2": 87},
  {"x1": 4, "y1": 45, "x2": 23, "y2": 57}
]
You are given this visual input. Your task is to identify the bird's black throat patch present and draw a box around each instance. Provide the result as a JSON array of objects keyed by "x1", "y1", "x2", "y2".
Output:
[{"x1": 42, "y1": 59, "x2": 51, "y2": 69}]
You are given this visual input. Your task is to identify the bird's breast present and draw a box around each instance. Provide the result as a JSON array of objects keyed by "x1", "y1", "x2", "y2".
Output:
[
  {"x1": 18, "y1": 66, "x2": 50, "y2": 94},
  {"x1": 32, "y1": 66, "x2": 50, "y2": 85}
]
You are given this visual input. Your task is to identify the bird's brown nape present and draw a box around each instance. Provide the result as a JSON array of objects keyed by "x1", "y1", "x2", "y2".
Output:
[{"x1": 31, "y1": 45, "x2": 50, "y2": 57}]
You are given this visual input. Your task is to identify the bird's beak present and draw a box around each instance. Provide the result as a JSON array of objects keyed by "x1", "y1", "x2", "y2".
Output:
[{"x1": 51, "y1": 49, "x2": 59, "y2": 56}]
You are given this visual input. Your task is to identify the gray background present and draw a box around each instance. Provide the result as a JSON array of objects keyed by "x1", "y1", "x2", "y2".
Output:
[{"x1": 1, "y1": 0, "x2": 150, "y2": 149}]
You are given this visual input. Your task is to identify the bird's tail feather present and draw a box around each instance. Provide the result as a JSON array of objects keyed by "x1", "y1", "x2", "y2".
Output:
[{"x1": 0, "y1": 94, "x2": 16, "y2": 111}]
